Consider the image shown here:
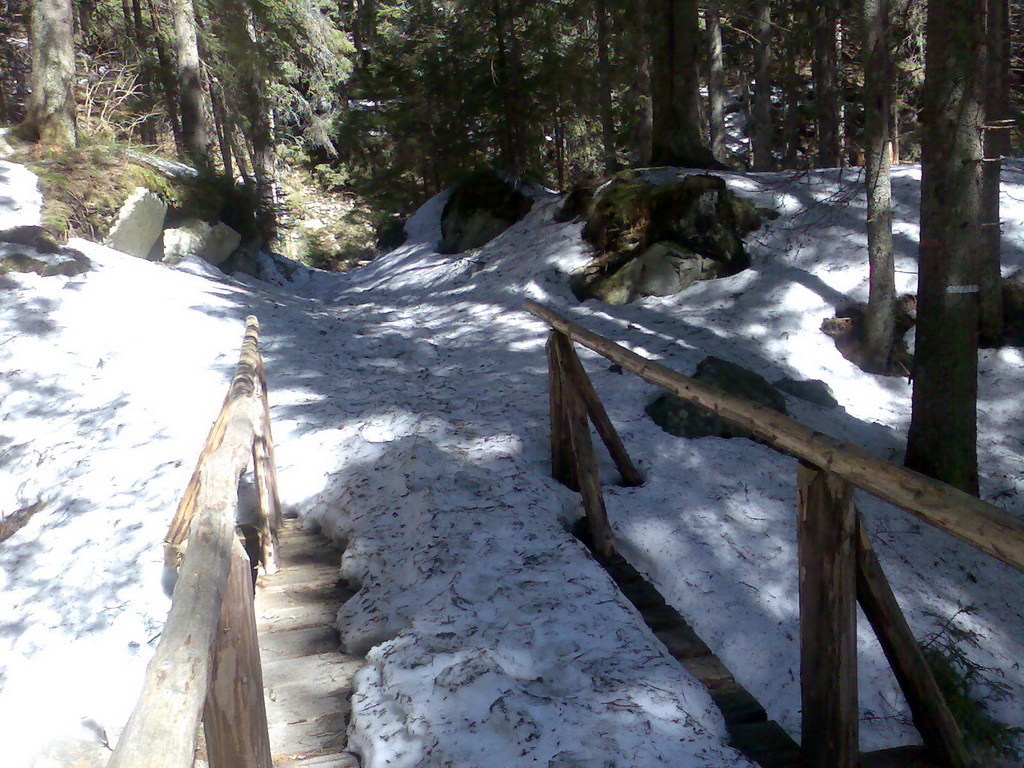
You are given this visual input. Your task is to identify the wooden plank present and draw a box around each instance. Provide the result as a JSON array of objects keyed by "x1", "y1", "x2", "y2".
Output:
[
  {"x1": 547, "y1": 331, "x2": 578, "y2": 490},
  {"x1": 560, "y1": 335, "x2": 643, "y2": 487},
  {"x1": 855, "y1": 514, "x2": 971, "y2": 768},
  {"x1": 797, "y1": 462, "x2": 857, "y2": 768},
  {"x1": 109, "y1": 393, "x2": 260, "y2": 768},
  {"x1": 556, "y1": 333, "x2": 615, "y2": 561},
  {"x1": 523, "y1": 299, "x2": 1024, "y2": 572},
  {"x1": 203, "y1": 536, "x2": 273, "y2": 768},
  {"x1": 257, "y1": 625, "x2": 340, "y2": 663}
]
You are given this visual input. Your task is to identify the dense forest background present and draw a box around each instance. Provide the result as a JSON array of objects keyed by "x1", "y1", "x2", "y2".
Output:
[{"x1": 3, "y1": 0, "x2": 1021, "y2": 213}]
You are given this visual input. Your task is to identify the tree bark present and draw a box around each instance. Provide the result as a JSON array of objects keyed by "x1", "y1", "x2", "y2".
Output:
[
  {"x1": 22, "y1": 0, "x2": 77, "y2": 147},
  {"x1": 980, "y1": 0, "x2": 1009, "y2": 344},
  {"x1": 905, "y1": 0, "x2": 986, "y2": 497},
  {"x1": 813, "y1": 1, "x2": 841, "y2": 167},
  {"x1": 630, "y1": 0, "x2": 654, "y2": 166},
  {"x1": 752, "y1": 0, "x2": 773, "y2": 170},
  {"x1": 595, "y1": 0, "x2": 616, "y2": 174},
  {"x1": 147, "y1": 0, "x2": 183, "y2": 152},
  {"x1": 863, "y1": 0, "x2": 896, "y2": 372},
  {"x1": 170, "y1": 0, "x2": 212, "y2": 168},
  {"x1": 649, "y1": 0, "x2": 717, "y2": 168},
  {"x1": 705, "y1": 0, "x2": 726, "y2": 164}
]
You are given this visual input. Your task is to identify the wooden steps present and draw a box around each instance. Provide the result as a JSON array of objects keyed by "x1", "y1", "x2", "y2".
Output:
[{"x1": 256, "y1": 519, "x2": 362, "y2": 768}]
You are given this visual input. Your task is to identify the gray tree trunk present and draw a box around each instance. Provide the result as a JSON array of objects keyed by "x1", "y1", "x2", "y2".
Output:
[
  {"x1": 863, "y1": 0, "x2": 896, "y2": 372},
  {"x1": 170, "y1": 0, "x2": 212, "y2": 168},
  {"x1": 980, "y1": 0, "x2": 1009, "y2": 344},
  {"x1": 905, "y1": 0, "x2": 986, "y2": 497},
  {"x1": 752, "y1": 0, "x2": 773, "y2": 170},
  {"x1": 705, "y1": 0, "x2": 726, "y2": 163},
  {"x1": 596, "y1": 0, "x2": 616, "y2": 174},
  {"x1": 22, "y1": 0, "x2": 77, "y2": 147},
  {"x1": 813, "y1": 2, "x2": 841, "y2": 167},
  {"x1": 649, "y1": 0, "x2": 717, "y2": 167}
]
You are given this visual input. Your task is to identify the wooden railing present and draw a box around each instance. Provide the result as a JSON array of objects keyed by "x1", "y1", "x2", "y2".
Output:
[
  {"x1": 525, "y1": 298, "x2": 1024, "y2": 768},
  {"x1": 108, "y1": 316, "x2": 281, "y2": 768}
]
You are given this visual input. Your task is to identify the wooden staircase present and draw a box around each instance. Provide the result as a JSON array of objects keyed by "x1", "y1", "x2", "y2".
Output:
[{"x1": 255, "y1": 518, "x2": 363, "y2": 768}]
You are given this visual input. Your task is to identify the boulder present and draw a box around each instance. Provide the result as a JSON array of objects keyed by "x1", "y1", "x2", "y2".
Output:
[
  {"x1": 104, "y1": 187, "x2": 167, "y2": 259},
  {"x1": 646, "y1": 356, "x2": 787, "y2": 440},
  {"x1": 774, "y1": 377, "x2": 839, "y2": 409},
  {"x1": 162, "y1": 219, "x2": 242, "y2": 265},
  {"x1": 575, "y1": 174, "x2": 760, "y2": 304},
  {"x1": 0, "y1": 241, "x2": 90, "y2": 277},
  {"x1": 376, "y1": 215, "x2": 408, "y2": 251},
  {"x1": 439, "y1": 170, "x2": 532, "y2": 253},
  {"x1": 570, "y1": 241, "x2": 717, "y2": 305}
]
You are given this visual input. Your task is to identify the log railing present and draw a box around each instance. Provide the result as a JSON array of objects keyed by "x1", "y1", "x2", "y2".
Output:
[
  {"x1": 525, "y1": 298, "x2": 1024, "y2": 768},
  {"x1": 108, "y1": 315, "x2": 280, "y2": 768}
]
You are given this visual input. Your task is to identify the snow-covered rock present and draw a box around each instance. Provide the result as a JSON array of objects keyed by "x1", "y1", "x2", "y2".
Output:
[
  {"x1": 104, "y1": 187, "x2": 167, "y2": 259},
  {"x1": 163, "y1": 219, "x2": 241, "y2": 266}
]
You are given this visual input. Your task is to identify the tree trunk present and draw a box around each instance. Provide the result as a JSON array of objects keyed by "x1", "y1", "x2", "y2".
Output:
[
  {"x1": 244, "y1": 11, "x2": 277, "y2": 241},
  {"x1": 147, "y1": 0, "x2": 183, "y2": 152},
  {"x1": 782, "y1": 7, "x2": 802, "y2": 167},
  {"x1": 706, "y1": 0, "x2": 726, "y2": 164},
  {"x1": 905, "y1": 0, "x2": 986, "y2": 497},
  {"x1": 813, "y1": 1, "x2": 841, "y2": 167},
  {"x1": 649, "y1": 0, "x2": 717, "y2": 167},
  {"x1": 209, "y1": 83, "x2": 234, "y2": 179},
  {"x1": 980, "y1": 0, "x2": 1009, "y2": 344},
  {"x1": 630, "y1": 0, "x2": 654, "y2": 166},
  {"x1": 22, "y1": 0, "x2": 77, "y2": 147},
  {"x1": 595, "y1": 0, "x2": 616, "y2": 174},
  {"x1": 170, "y1": 0, "x2": 212, "y2": 168},
  {"x1": 752, "y1": 0, "x2": 773, "y2": 170},
  {"x1": 130, "y1": 0, "x2": 158, "y2": 144},
  {"x1": 863, "y1": 0, "x2": 896, "y2": 372}
]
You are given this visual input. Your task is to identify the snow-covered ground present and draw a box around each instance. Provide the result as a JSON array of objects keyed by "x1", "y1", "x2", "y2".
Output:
[{"x1": 1, "y1": 158, "x2": 1022, "y2": 767}]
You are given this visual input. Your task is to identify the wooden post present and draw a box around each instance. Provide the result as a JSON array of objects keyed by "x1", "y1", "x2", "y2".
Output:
[
  {"x1": 547, "y1": 331, "x2": 578, "y2": 490},
  {"x1": 855, "y1": 514, "x2": 972, "y2": 768},
  {"x1": 797, "y1": 461, "x2": 857, "y2": 768},
  {"x1": 252, "y1": 369, "x2": 281, "y2": 575},
  {"x1": 559, "y1": 337, "x2": 643, "y2": 487},
  {"x1": 557, "y1": 334, "x2": 616, "y2": 561},
  {"x1": 203, "y1": 535, "x2": 274, "y2": 768}
]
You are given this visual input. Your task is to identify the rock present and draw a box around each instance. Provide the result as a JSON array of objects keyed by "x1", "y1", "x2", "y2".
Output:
[
  {"x1": 571, "y1": 241, "x2": 717, "y2": 304},
  {"x1": 774, "y1": 377, "x2": 839, "y2": 409},
  {"x1": 554, "y1": 176, "x2": 599, "y2": 223},
  {"x1": 999, "y1": 277, "x2": 1024, "y2": 347},
  {"x1": 0, "y1": 128, "x2": 14, "y2": 159},
  {"x1": 162, "y1": 219, "x2": 241, "y2": 265},
  {"x1": 0, "y1": 242, "x2": 91, "y2": 277},
  {"x1": 0, "y1": 225, "x2": 61, "y2": 253},
  {"x1": 104, "y1": 187, "x2": 167, "y2": 259},
  {"x1": 575, "y1": 174, "x2": 758, "y2": 304},
  {"x1": 646, "y1": 356, "x2": 787, "y2": 440},
  {"x1": 376, "y1": 215, "x2": 407, "y2": 251},
  {"x1": 439, "y1": 170, "x2": 532, "y2": 253}
]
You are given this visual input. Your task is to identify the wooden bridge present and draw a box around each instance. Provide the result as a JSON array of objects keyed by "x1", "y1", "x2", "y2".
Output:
[{"x1": 104, "y1": 307, "x2": 1024, "y2": 768}]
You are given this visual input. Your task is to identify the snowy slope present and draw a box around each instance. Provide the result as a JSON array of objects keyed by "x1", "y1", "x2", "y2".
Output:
[{"x1": 1, "y1": 158, "x2": 1022, "y2": 766}]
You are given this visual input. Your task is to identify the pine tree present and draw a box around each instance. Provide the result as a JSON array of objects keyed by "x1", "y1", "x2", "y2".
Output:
[
  {"x1": 21, "y1": 0, "x2": 77, "y2": 147},
  {"x1": 905, "y1": 0, "x2": 986, "y2": 496}
]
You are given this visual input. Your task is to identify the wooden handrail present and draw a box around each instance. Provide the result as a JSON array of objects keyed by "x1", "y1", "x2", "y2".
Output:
[
  {"x1": 524, "y1": 298, "x2": 1024, "y2": 573},
  {"x1": 528, "y1": 300, "x2": 984, "y2": 767},
  {"x1": 109, "y1": 316, "x2": 275, "y2": 768}
]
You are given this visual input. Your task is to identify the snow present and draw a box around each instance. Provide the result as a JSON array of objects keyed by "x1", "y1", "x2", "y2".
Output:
[{"x1": 1, "y1": 157, "x2": 1023, "y2": 766}]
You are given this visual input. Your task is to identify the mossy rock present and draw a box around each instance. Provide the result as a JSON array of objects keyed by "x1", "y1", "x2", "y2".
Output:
[
  {"x1": 439, "y1": 169, "x2": 532, "y2": 253},
  {"x1": 554, "y1": 175, "x2": 600, "y2": 223},
  {"x1": 571, "y1": 240, "x2": 721, "y2": 304},
  {"x1": 646, "y1": 356, "x2": 787, "y2": 440},
  {"x1": 576, "y1": 175, "x2": 761, "y2": 304}
]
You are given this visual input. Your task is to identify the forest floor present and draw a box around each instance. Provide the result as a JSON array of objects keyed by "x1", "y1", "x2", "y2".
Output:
[{"x1": 1, "y1": 159, "x2": 1022, "y2": 767}]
